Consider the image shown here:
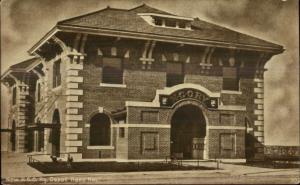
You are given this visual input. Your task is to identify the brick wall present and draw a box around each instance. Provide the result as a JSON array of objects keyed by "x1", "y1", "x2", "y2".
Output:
[{"x1": 127, "y1": 127, "x2": 170, "y2": 159}]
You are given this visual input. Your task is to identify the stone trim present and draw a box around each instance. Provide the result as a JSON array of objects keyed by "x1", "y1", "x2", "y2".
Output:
[
  {"x1": 254, "y1": 78, "x2": 264, "y2": 160},
  {"x1": 221, "y1": 90, "x2": 242, "y2": 95},
  {"x1": 66, "y1": 102, "x2": 83, "y2": 108},
  {"x1": 65, "y1": 140, "x2": 82, "y2": 146},
  {"x1": 67, "y1": 70, "x2": 79, "y2": 76},
  {"x1": 66, "y1": 76, "x2": 83, "y2": 83},
  {"x1": 254, "y1": 120, "x2": 263, "y2": 126},
  {"x1": 67, "y1": 96, "x2": 79, "y2": 102},
  {"x1": 99, "y1": 83, "x2": 127, "y2": 88},
  {"x1": 67, "y1": 83, "x2": 79, "y2": 89},
  {"x1": 66, "y1": 147, "x2": 78, "y2": 153},
  {"x1": 66, "y1": 89, "x2": 83, "y2": 95},
  {"x1": 87, "y1": 146, "x2": 115, "y2": 150},
  {"x1": 254, "y1": 131, "x2": 264, "y2": 137},
  {"x1": 254, "y1": 87, "x2": 264, "y2": 93},
  {"x1": 218, "y1": 105, "x2": 246, "y2": 111},
  {"x1": 111, "y1": 124, "x2": 170, "y2": 128},
  {"x1": 67, "y1": 108, "x2": 79, "y2": 114},
  {"x1": 207, "y1": 125, "x2": 246, "y2": 130},
  {"x1": 65, "y1": 127, "x2": 83, "y2": 134},
  {"x1": 66, "y1": 134, "x2": 78, "y2": 140},
  {"x1": 66, "y1": 64, "x2": 83, "y2": 70},
  {"x1": 66, "y1": 115, "x2": 83, "y2": 121},
  {"x1": 66, "y1": 121, "x2": 78, "y2": 127}
]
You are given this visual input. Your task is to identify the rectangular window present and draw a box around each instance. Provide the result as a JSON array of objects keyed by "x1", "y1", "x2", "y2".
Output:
[
  {"x1": 178, "y1": 21, "x2": 186, "y2": 29},
  {"x1": 165, "y1": 19, "x2": 176, "y2": 27},
  {"x1": 141, "y1": 111, "x2": 159, "y2": 122},
  {"x1": 141, "y1": 132, "x2": 158, "y2": 151},
  {"x1": 12, "y1": 87, "x2": 16, "y2": 105},
  {"x1": 220, "y1": 133, "x2": 235, "y2": 150},
  {"x1": 166, "y1": 62, "x2": 184, "y2": 87},
  {"x1": 154, "y1": 18, "x2": 163, "y2": 26},
  {"x1": 220, "y1": 114, "x2": 235, "y2": 125},
  {"x1": 53, "y1": 59, "x2": 61, "y2": 88},
  {"x1": 223, "y1": 67, "x2": 239, "y2": 91},
  {"x1": 119, "y1": 128, "x2": 125, "y2": 138},
  {"x1": 102, "y1": 57, "x2": 123, "y2": 84}
]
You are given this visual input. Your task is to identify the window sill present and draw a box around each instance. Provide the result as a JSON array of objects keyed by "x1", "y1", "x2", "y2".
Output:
[
  {"x1": 87, "y1": 146, "x2": 115, "y2": 150},
  {"x1": 100, "y1": 83, "x2": 126, "y2": 88},
  {"x1": 221, "y1": 90, "x2": 242, "y2": 95}
]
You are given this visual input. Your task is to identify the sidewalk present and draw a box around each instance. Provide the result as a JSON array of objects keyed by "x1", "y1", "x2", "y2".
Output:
[{"x1": 1, "y1": 152, "x2": 299, "y2": 179}]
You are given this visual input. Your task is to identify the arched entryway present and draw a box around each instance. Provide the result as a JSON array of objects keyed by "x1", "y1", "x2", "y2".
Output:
[
  {"x1": 50, "y1": 109, "x2": 61, "y2": 156},
  {"x1": 171, "y1": 104, "x2": 206, "y2": 159},
  {"x1": 89, "y1": 113, "x2": 111, "y2": 146},
  {"x1": 11, "y1": 120, "x2": 16, "y2": 151}
]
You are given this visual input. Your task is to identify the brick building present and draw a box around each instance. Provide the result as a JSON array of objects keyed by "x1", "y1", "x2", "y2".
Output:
[{"x1": 1, "y1": 4, "x2": 283, "y2": 161}]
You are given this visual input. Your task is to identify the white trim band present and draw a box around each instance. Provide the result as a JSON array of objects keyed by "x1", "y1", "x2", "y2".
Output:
[
  {"x1": 208, "y1": 126, "x2": 246, "y2": 130},
  {"x1": 87, "y1": 146, "x2": 115, "y2": 150},
  {"x1": 218, "y1": 105, "x2": 246, "y2": 111},
  {"x1": 221, "y1": 90, "x2": 242, "y2": 95},
  {"x1": 100, "y1": 83, "x2": 127, "y2": 88},
  {"x1": 111, "y1": 124, "x2": 170, "y2": 128}
]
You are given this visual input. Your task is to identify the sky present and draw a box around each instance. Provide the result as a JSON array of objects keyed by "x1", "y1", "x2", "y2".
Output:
[{"x1": 1, "y1": 0, "x2": 299, "y2": 146}]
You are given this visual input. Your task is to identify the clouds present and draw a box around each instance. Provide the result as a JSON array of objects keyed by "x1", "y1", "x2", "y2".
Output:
[{"x1": 1, "y1": 0, "x2": 299, "y2": 145}]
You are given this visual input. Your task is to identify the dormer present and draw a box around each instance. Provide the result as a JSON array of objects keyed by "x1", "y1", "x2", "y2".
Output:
[{"x1": 138, "y1": 13, "x2": 193, "y2": 30}]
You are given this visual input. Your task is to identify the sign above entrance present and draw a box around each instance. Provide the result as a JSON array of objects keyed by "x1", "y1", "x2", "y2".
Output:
[{"x1": 159, "y1": 88, "x2": 218, "y2": 109}]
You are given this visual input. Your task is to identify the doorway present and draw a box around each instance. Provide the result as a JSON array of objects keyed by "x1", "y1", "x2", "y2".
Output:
[
  {"x1": 50, "y1": 109, "x2": 60, "y2": 157},
  {"x1": 170, "y1": 105, "x2": 206, "y2": 159},
  {"x1": 11, "y1": 120, "x2": 16, "y2": 151}
]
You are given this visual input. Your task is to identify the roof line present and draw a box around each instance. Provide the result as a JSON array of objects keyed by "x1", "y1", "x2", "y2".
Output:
[
  {"x1": 57, "y1": 25, "x2": 284, "y2": 53},
  {"x1": 1, "y1": 57, "x2": 40, "y2": 80},
  {"x1": 25, "y1": 59, "x2": 42, "y2": 72},
  {"x1": 192, "y1": 19, "x2": 283, "y2": 49},
  {"x1": 138, "y1": 13, "x2": 193, "y2": 21},
  {"x1": 28, "y1": 26, "x2": 59, "y2": 55},
  {"x1": 57, "y1": 6, "x2": 128, "y2": 25},
  {"x1": 129, "y1": 3, "x2": 175, "y2": 15}
]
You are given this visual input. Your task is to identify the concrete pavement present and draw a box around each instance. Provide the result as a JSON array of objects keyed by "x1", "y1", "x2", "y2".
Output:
[{"x1": 1, "y1": 152, "x2": 299, "y2": 184}]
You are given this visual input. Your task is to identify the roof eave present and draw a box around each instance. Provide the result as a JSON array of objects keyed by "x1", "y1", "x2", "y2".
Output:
[
  {"x1": 1, "y1": 69, "x2": 12, "y2": 81},
  {"x1": 28, "y1": 26, "x2": 60, "y2": 55},
  {"x1": 57, "y1": 24, "x2": 284, "y2": 54},
  {"x1": 25, "y1": 59, "x2": 42, "y2": 72}
]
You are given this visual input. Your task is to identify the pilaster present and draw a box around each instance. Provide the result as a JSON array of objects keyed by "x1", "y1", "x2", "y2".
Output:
[
  {"x1": 16, "y1": 83, "x2": 30, "y2": 152},
  {"x1": 253, "y1": 69, "x2": 265, "y2": 160},
  {"x1": 64, "y1": 54, "x2": 84, "y2": 159}
]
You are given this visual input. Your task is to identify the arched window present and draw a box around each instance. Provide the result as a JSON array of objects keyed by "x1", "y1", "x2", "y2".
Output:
[{"x1": 90, "y1": 113, "x2": 110, "y2": 146}]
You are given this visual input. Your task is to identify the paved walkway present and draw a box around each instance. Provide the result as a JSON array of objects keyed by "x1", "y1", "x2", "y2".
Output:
[
  {"x1": 1, "y1": 152, "x2": 43, "y2": 178},
  {"x1": 1, "y1": 152, "x2": 299, "y2": 184}
]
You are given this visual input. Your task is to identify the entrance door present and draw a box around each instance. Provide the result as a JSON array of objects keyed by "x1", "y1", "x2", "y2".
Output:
[
  {"x1": 171, "y1": 105, "x2": 206, "y2": 159},
  {"x1": 50, "y1": 109, "x2": 60, "y2": 157},
  {"x1": 11, "y1": 121, "x2": 16, "y2": 151}
]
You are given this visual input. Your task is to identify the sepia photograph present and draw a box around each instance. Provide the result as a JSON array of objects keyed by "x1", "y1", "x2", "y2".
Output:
[{"x1": 1, "y1": 0, "x2": 299, "y2": 184}]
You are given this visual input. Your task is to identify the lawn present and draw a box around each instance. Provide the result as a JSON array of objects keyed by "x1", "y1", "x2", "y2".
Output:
[
  {"x1": 229, "y1": 160, "x2": 300, "y2": 169},
  {"x1": 28, "y1": 161, "x2": 216, "y2": 173}
]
